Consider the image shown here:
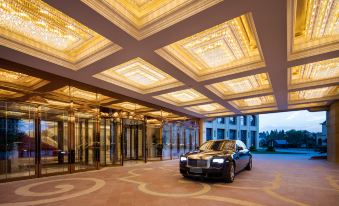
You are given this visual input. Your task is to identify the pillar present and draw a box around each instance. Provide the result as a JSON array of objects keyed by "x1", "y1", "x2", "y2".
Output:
[
  {"x1": 34, "y1": 106, "x2": 41, "y2": 177},
  {"x1": 327, "y1": 101, "x2": 339, "y2": 163},
  {"x1": 198, "y1": 119, "x2": 204, "y2": 146},
  {"x1": 67, "y1": 111, "x2": 75, "y2": 173}
]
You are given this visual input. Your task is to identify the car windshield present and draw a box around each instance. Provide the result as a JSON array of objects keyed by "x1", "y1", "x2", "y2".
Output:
[{"x1": 199, "y1": 140, "x2": 235, "y2": 151}]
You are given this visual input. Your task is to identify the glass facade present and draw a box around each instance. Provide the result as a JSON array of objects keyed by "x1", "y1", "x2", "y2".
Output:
[{"x1": 0, "y1": 100, "x2": 199, "y2": 182}]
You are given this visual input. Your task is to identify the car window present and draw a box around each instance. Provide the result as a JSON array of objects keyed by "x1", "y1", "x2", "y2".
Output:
[{"x1": 200, "y1": 140, "x2": 235, "y2": 151}]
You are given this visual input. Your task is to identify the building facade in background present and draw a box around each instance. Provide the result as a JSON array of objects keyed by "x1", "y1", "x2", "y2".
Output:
[{"x1": 203, "y1": 115, "x2": 259, "y2": 148}]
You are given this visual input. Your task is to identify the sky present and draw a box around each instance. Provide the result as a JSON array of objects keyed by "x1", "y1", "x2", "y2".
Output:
[{"x1": 259, "y1": 110, "x2": 326, "y2": 133}]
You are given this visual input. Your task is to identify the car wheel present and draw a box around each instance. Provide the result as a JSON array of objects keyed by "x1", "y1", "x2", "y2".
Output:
[
  {"x1": 224, "y1": 162, "x2": 235, "y2": 183},
  {"x1": 245, "y1": 158, "x2": 252, "y2": 171}
]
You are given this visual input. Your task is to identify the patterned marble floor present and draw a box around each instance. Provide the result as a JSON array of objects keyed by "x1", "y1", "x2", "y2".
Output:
[{"x1": 0, "y1": 154, "x2": 338, "y2": 206}]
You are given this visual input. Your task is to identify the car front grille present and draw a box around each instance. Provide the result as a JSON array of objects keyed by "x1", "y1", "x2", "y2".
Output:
[{"x1": 187, "y1": 158, "x2": 208, "y2": 168}]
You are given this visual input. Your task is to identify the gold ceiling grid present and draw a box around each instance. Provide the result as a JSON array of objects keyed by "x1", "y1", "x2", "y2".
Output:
[
  {"x1": 185, "y1": 103, "x2": 229, "y2": 115},
  {"x1": 229, "y1": 95, "x2": 277, "y2": 111},
  {"x1": 288, "y1": 0, "x2": 339, "y2": 60},
  {"x1": 154, "y1": 88, "x2": 211, "y2": 106},
  {"x1": 94, "y1": 57, "x2": 183, "y2": 94},
  {"x1": 207, "y1": 73, "x2": 273, "y2": 100},
  {"x1": 156, "y1": 13, "x2": 265, "y2": 82},
  {"x1": 0, "y1": 0, "x2": 121, "y2": 70},
  {"x1": 288, "y1": 57, "x2": 338, "y2": 108},
  {"x1": 81, "y1": 0, "x2": 222, "y2": 40},
  {"x1": 109, "y1": 101, "x2": 153, "y2": 112}
]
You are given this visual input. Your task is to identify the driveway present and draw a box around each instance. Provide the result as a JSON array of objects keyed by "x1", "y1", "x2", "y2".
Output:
[{"x1": 0, "y1": 154, "x2": 338, "y2": 206}]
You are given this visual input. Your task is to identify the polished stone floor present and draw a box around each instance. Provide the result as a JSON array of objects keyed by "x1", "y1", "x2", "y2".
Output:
[{"x1": 0, "y1": 154, "x2": 338, "y2": 206}]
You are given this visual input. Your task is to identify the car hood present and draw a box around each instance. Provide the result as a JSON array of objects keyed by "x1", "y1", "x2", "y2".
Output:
[{"x1": 185, "y1": 150, "x2": 232, "y2": 160}]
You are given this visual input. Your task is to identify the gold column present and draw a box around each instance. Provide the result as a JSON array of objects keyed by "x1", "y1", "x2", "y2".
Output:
[{"x1": 68, "y1": 110, "x2": 75, "y2": 173}]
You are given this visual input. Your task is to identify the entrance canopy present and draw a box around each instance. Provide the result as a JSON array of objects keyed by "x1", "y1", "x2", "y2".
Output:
[{"x1": 0, "y1": 0, "x2": 338, "y2": 118}]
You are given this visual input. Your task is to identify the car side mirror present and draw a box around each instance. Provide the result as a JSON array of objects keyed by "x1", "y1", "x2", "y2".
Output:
[{"x1": 237, "y1": 146, "x2": 243, "y2": 151}]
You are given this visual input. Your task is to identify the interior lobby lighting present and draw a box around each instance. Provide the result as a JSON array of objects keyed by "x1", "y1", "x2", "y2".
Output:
[
  {"x1": 147, "y1": 111, "x2": 174, "y2": 118},
  {"x1": 289, "y1": 86, "x2": 339, "y2": 102},
  {"x1": 154, "y1": 89, "x2": 210, "y2": 106},
  {"x1": 0, "y1": 0, "x2": 121, "y2": 70},
  {"x1": 242, "y1": 107, "x2": 278, "y2": 114},
  {"x1": 231, "y1": 95, "x2": 276, "y2": 109},
  {"x1": 110, "y1": 102, "x2": 150, "y2": 111},
  {"x1": 0, "y1": 89, "x2": 23, "y2": 98},
  {"x1": 0, "y1": 68, "x2": 49, "y2": 90},
  {"x1": 156, "y1": 13, "x2": 265, "y2": 81},
  {"x1": 185, "y1": 103, "x2": 228, "y2": 114},
  {"x1": 208, "y1": 73, "x2": 272, "y2": 98},
  {"x1": 81, "y1": 0, "x2": 222, "y2": 40},
  {"x1": 205, "y1": 111, "x2": 235, "y2": 117},
  {"x1": 94, "y1": 58, "x2": 182, "y2": 94},
  {"x1": 289, "y1": 0, "x2": 339, "y2": 60},
  {"x1": 53, "y1": 86, "x2": 114, "y2": 103},
  {"x1": 289, "y1": 57, "x2": 339, "y2": 88}
]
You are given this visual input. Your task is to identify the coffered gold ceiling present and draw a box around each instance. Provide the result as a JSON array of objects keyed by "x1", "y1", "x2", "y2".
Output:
[
  {"x1": 207, "y1": 73, "x2": 272, "y2": 99},
  {"x1": 0, "y1": 88, "x2": 24, "y2": 99},
  {"x1": 0, "y1": 0, "x2": 121, "y2": 70},
  {"x1": 94, "y1": 58, "x2": 183, "y2": 94},
  {"x1": 52, "y1": 86, "x2": 115, "y2": 104},
  {"x1": 289, "y1": 86, "x2": 339, "y2": 103},
  {"x1": 288, "y1": 101, "x2": 329, "y2": 109},
  {"x1": 154, "y1": 89, "x2": 210, "y2": 106},
  {"x1": 81, "y1": 0, "x2": 222, "y2": 40},
  {"x1": 156, "y1": 13, "x2": 265, "y2": 81},
  {"x1": 0, "y1": 68, "x2": 49, "y2": 91},
  {"x1": 185, "y1": 103, "x2": 228, "y2": 115},
  {"x1": 230, "y1": 95, "x2": 276, "y2": 110},
  {"x1": 109, "y1": 101, "x2": 152, "y2": 112},
  {"x1": 289, "y1": 57, "x2": 339, "y2": 89},
  {"x1": 288, "y1": 0, "x2": 339, "y2": 60}
]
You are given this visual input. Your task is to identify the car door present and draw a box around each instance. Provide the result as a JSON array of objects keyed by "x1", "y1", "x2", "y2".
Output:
[
  {"x1": 236, "y1": 140, "x2": 247, "y2": 170},
  {"x1": 234, "y1": 141, "x2": 244, "y2": 172},
  {"x1": 239, "y1": 141, "x2": 250, "y2": 169}
]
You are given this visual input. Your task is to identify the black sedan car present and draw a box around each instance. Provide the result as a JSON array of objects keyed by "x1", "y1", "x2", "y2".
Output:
[{"x1": 179, "y1": 140, "x2": 252, "y2": 183}]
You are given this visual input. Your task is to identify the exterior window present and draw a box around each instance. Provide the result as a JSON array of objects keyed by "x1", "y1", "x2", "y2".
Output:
[
  {"x1": 249, "y1": 115, "x2": 256, "y2": 126},
  {"x1": 229, "y1": 129, "x2": 237, "y2": 140},
  {"x1": 241, "y1": 130, "x2": 247, "y2": 146},
  {"x1": 251, "y1": 131, "x2": 256, "y2": 147},
  {"x1": 217, "y1": 117, "x2": 225, "y2": 124},
  {"x1": 229, "y1": 116, "x2": 237, "y2": 125},
  {"x1": 217, "y1": 129, "x2": 225, "y2": 139},
  {"x1": 206, "y1": 128, "x2": 213, "y2": 141},
  {"x1": 240, "y1": 116, "x2": 247, "y2": 126}
]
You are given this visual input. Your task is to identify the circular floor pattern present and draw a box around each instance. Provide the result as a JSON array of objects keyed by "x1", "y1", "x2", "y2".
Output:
[{"x1": 1, "y1": 178, "x2": 105, "y2": 206}]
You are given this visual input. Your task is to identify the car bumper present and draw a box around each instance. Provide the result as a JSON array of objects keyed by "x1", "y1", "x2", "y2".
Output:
[{"x1": 180, "y1": 164, "x2": 228, "y2": 179}]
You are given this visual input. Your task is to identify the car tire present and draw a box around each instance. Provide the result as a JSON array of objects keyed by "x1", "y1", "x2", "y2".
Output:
[
  {"x1": 224, "y1": 162, "x2": 235, "y2": 183},
  {"x1": 245, "y1": 158, "x2": 252, "y2": 170}
]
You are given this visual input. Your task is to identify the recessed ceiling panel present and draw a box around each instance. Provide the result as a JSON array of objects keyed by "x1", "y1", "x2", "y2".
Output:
[
  {"x1": 0, "y1": 88, "x2": 24, "y2": 99},
  {"x1": 205, "y1": 111, "x2": 235, "y2": 117},
  {"x1": 230, "y1": 95, "x2": 276, "y2": 110},
  {"x1": 147, "y1": 110, "x2": 178, "y2": 118},
  {"x1": 154, "y1": 89, "x2": 210, "y2": 106},
  {"x1": 52, "y1": 86, "x2": 115, "y2": 104},
  {"x1": 185, "y1": 103, "x2": 228, "y2": 115},
  {"x1": 288, "y1": 0, "x2": 339, "y2": 60},
  {"x1": 0, "y1": 68, "x2": 49, "y2": 90},
  {"x1": 81, "y1": 0, "x2": 222, "y2": 40},
  {"x1": 242, "y1": 107, "x2": 278, "y2": 114},
  {"x1": 110, "y1": 101, "x2": 152, "y2": 112},
  {"x1": 288, "y1": 101, "x2": 329, "y2": 109},
  {"x1": 94, "y1": 58, "x2": 182, "y2": 93},
  {"x1": 156, "y1": 13, "x2": 265, "y2": 81},
  {"x1": 0, "y1": 0, "x2": 121, "y2": 70},
  {"x1": 289, "y1": 86, "x2": 339, "y2": 103},
  {"x1": 289, "y1": 57, "x2": 339, "y2": 89},
  {"x1": 207, "y1": 73, "x2": 272, "y2": 99}
]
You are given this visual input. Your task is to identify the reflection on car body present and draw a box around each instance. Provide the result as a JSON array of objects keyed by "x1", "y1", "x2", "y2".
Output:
[{"x1": 179, "y1": 140, "x2": 252, "y2": 183}]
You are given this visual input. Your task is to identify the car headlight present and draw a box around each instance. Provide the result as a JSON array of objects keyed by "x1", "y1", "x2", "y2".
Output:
[
  {"x1": 212, "y1": 158, "x2": 224, "y2": 164},
  {"x1": 180, "y1": 156, "x2": 187, "y2": 161}
]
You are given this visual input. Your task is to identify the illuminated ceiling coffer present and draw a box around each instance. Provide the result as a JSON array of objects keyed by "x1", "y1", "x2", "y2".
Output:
[
  {"x1": 0, "y1": 0, "x2": 121, "y2": 70},
  {"x1": 185, "y1": 103, "x2": 229, "y2": 115},
  {"x1": 289, "y1": 86, "x2": 339, "y2": 103},
  {"x1": 81, "y1": 0, "x2": 222, "y2": 40},
  {"x1": 207, "y1": 73, "x2": 272, "y2": 99},
  {"x1": 230, "y1": 95, "x2": 276, "y2": 110},
  {"x1": 289, "y1": 57, "x2": 339, "y2": 89},
  {"x1": 288, "y1": 0, "x2": 339, "y2": 60},
  {"x1": 0, "y1": 68, "x2": 49, "y2": 90},
  {"x1": 94, "y1": 58, "x2": 182, "y2": 94},
  {"x1": 154, "y1": 89, "x2": 210, "y2": 106},
  {"x1": 52, "y1": 86, "x2": 115, "y2": 104},
  {"x1": 109, "y1": 101, "x2": 152, "y2": 112},
  {"x1": 156, "y1": 13, "x2": 265, "y2": 81}
]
